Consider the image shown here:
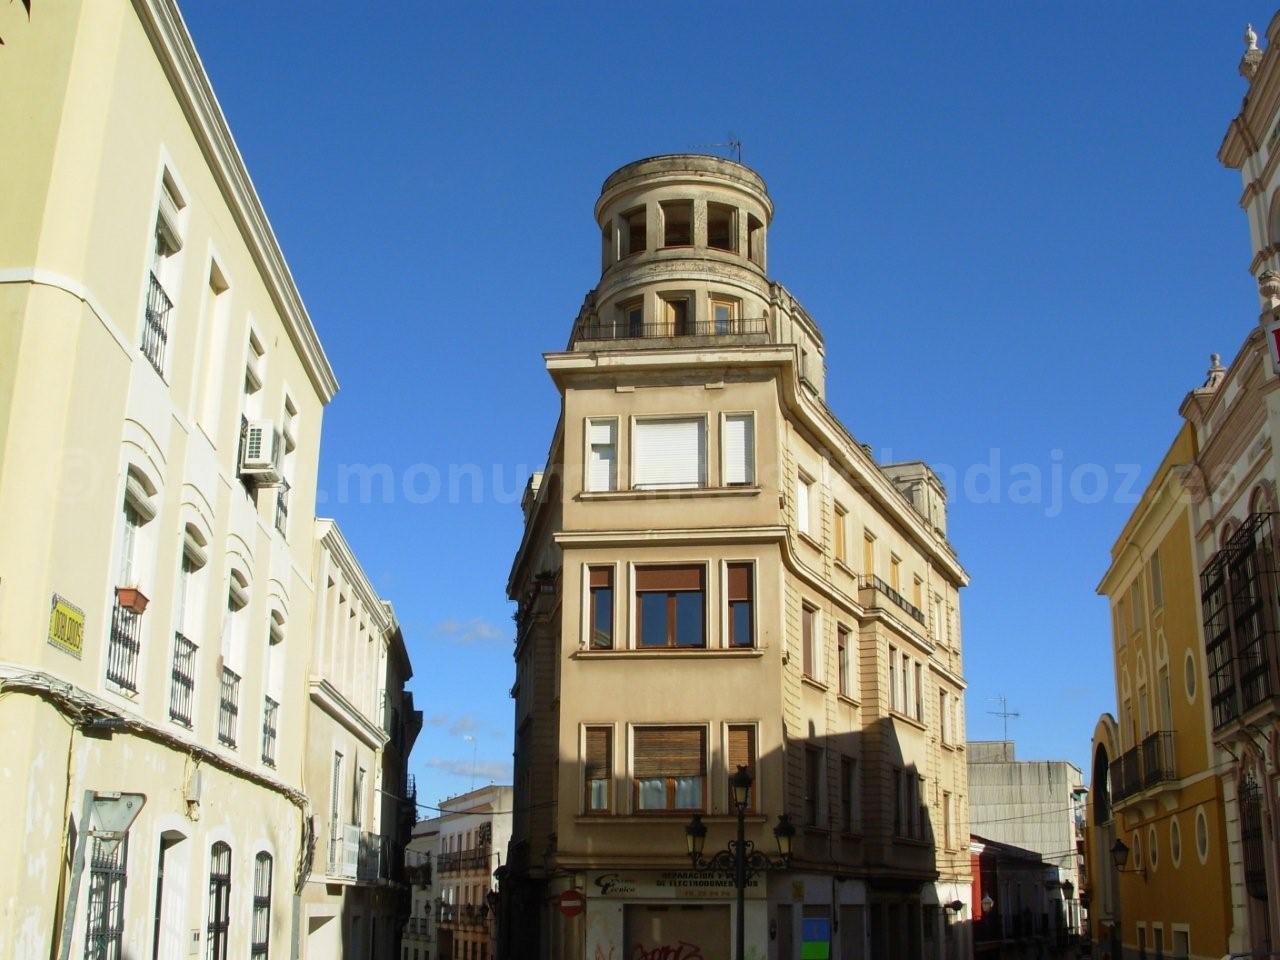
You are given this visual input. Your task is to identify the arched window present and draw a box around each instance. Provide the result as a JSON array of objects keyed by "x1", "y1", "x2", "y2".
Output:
[
  {"x1": 1092, "y1": 742, "x2": 1111, "y2": 825},
  {"x1": 207, "y1": 842, "x2": 231, "y2": 960},
  {"x1": 251, "y1": 852, "x2": 272, "y2": 957}
]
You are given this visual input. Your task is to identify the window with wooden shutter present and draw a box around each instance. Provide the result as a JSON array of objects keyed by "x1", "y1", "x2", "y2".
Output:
[
  {"x1": 633, "y1": 418, "x2": 705, "y2": 489},
  {"x1": 635, "y1": 565, "x2": 705, "y2": 648},
  {"x1": 587, "y1": 419, "x2": 617, "y2": 492},
  {"x1": 634, "y1": 726, "x2": 705, "y2": 811},
  {"x1": 727, "y1": 563, "x2": 754, "y2": 647},
  {"x1": 727, "y1": 724, "x2": 757, "y2": 812},
  {"x1": 588, "y1": 566, "x2": 613, "y2": 649},
  {"x1": 584, "y1": 726, "x2": 612, "y2": 813},
  {"x1": 723, "y1": 414, "x2": 754, "y2": 485}
]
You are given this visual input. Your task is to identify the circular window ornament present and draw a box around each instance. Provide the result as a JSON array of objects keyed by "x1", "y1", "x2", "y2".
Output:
[
  {"x1": 1185, "y1": 650, "x2": 1198, "y2": 702},
  {"x1": 1149, "y1": 826, "x2": 1159, "y2": 870},
  {"x1": 1196, "y1": 807, "x2": 1210, "y2": 864},
  {"x1": 1170, "y1": 816, "x2": 1182, "y2": 867}
]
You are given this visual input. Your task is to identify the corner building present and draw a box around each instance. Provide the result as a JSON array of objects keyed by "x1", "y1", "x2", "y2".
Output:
[{"x1": 503, "y1": 156, "x2": 972, "y2": 960}]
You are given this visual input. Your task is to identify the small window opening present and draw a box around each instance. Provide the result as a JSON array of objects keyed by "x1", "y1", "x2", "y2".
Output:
[
  {"x1": 661, "y1": 201, "x2": 693, "y2": 247},
  {"x1": 622, "y1": 208, "x2": 646, "y2": 257},
  {"x1": 707, "y1": 203, "x2": 736, "y2": 252}
]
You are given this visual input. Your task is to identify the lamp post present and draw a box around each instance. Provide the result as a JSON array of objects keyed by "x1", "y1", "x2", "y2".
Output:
[
  {"x1": 1110, "y1": 838, "x2": 1144, "y2": 879},
  {"x1": 685, "y1": 765, "x2": 795, "y2": 960}
]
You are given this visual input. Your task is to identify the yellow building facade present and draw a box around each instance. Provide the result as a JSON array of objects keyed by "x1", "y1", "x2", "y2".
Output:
[{"x1": 1086, "y1": 424, "x2": 1235, "y2": 960}]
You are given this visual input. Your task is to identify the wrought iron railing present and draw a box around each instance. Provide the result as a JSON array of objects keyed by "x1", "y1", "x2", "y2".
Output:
[
  {"x1": 859, "y1": 574, "x2": 927, "y2": 625},
  {"x1": 573, "y1": 317, "x2": 769, "y2": 342},
  {"x1": 274, "y1": 480, "x2": 289, "y2": 536},
  {"x1": 1109, "y1": 744, "x2": 1143, "y2": 803},
  {"x1": 1140, "y1": 730, "x2": 1176, "y2": 787},
  {"x1": 261, "y1": 696, "x2": 278, "y2": 766},
  {"x1": 437, "y1": 846, "x2": 491, "y2": 875},
  {"x1": 357, "y1": 832, "x2": 386, "y2": 882},
  {"x1": 169, "y1": 631, "x2": 197, "y2": 725},
  {"x1": 141, "y1": 271, "x2": 172, "y2": 376},
  {"x1": 218, "y1": 667, "x2": 240, "y2": 747},
  {"x1": 106, "y1": 600, "x2": 141, "y2": 691}
]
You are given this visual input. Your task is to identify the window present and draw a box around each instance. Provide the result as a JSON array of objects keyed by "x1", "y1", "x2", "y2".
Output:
[
  {"x1": 727, "y1": 562, "x2": 754, "y2": 647},
  {"x1": 893, "y1": 767, "x2": 903, "y2": 836},
  {"x1": 912, "y1": 576, "x2": 923, "y2": 611},
  {"x1": 834, "y1": 504, "x2": 847, "y2": 563},
  {"x1": 588, "y1": 566, "x2": 614, "y2": 649},
  {"x1": 707, "y1": 202, "x2": 737, "y2": 251},
  {"x1": 837, "y1": 625, "x2": 851, "y2": 697},
  {"x1": 207, "y1": 842, "x2": 232, "y2": 960},
  {"x1": 329, "y1": 752, "x2": 343, "y2": 872},
  {"x1": 902, "y1": 653, "x2": 911, "y2": 717},
  {"x1": 940, "y1": 690, "x2": 952, "y2": 745},
  {"x1": 353, "y1": 767, "x2": 366, "y2": 826},
  {"x1": 662, "y1": 295, "x2": 693, "y2": 335},
  {"x1": 1150, "y1": 550, "x2": 1164, "y2": 609},
  {"x1": 622, "y1": 207, "x2": 646, "y2": 256},
  {"x1": 804, "y1": 746, "x2": 822, "y2": 826},
  {"x1": 747, "y1": 213, "x2": 765, "y2": 265},
  {"x1": 840, "y1": 756, "x2": 857, "y2": 833},
  {"x1": 890, "y1": 555, "x2": 902, "y2": 592},
  {"x1": 943, "y1": 791, "x2": 953, "y2": 847},
  {"x1": 635, "y1": 565, "x2": 705, "y2": 647},
  {"x1": 251, "y1": 852, "x2": 272, "y2": 957},
  {"x1": 1128, "y1": 578, "x2": 1143, "y2": 633},
  {"x1": 802, "y1": 604, "x2": 818, "y2": 679},
  {"x1": 584, "y1": 726, "x2": 612, "y2": 813},
  {"x1": 727, "y1": 724, "x2": 757, "y2": 811},
  {"x1": 661, "y1": 200, "x2": 692, "y2": 246},
  {"x1": 889, "y1": 646, "x2": 899, "y2": 711},
  {"x1": 633, "y1": 418, "x2": 705, "y2": 489},
  {"x1": 797, "y1": 472, "x2": 814, "y2": 536},
  {"x1": 914, "y1": 662, "x2": 924, "y2": 722},
  {"x1": 633, "y1": 726, "x2": 705, "y2": 811},
  {"x1": 586, "y1": 419, "x2": 617, "y2": 492},
  {"x1": 85, "y1": 835, "x2": 128, "y2": 960},
  {"x1": 863, "y1": 531, "x2": 875, "y2": 577},
  {"x1": 619, "y1": 297, "x2": 644, "y2": 337},
  {"x1": 723, "y1": 413, "x2": 755, "y2": 485},
  {"x1": 710, "y1": 296, "x2": 738, "y2": 335}
]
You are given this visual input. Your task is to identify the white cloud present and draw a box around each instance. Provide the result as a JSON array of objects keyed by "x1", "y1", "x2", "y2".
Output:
[
  {"x1": 424, "y1": 758, "x2": 511, "y2": 782},
  {"x1": 431, "y1": 617, "x2": 503, "y2": 645}
]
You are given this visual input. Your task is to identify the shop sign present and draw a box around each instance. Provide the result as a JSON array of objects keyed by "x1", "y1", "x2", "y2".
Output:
[
  {"x1": 591, "y1": 870, "x2": 762, "y2": 900},
  {"x1": 48, "y1": 595, "x2": 85, "y2": 659}
]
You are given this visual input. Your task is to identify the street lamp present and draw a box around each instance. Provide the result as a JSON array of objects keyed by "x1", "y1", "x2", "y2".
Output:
[
  {"x1": 1110, "y1": 838, "x2": 1144, "y2": 879},
  {"x1": 685, "y1": 765, "x2": 794, "y2": 960}
]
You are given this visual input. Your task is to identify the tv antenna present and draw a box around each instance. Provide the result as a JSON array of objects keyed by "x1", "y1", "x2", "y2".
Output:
[
  {"x1": 691, "y1": 135, "x2": 742, "y2": 163},
  {"x1": 986, "y1": 696, "x2": 1021, "y2": 744}
]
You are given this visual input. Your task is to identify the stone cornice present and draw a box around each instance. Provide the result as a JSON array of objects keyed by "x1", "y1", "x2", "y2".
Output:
[
  {"x1": 315, "y1": 518, "x2": 390, "y2": 630},
  {"x1": 309, "y1": 677, "x2": 387, "y2": 750},
  {"x1": 131, "y1": 0, "x2": 338, "y2": 402}
]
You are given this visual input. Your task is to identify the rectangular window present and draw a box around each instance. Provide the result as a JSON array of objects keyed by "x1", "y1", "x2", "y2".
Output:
[
  {"x1": 901, "y1": 653, "x2": 911, "y2": 717},
  {"x1": 912, "y1": 576, "x2": 923, "y2": 611},
  {"x1": 633, "y1": 726, "x2": 705, "y2": 811},
  {"x1": 893, "y1": 767, "x2": 903, "y2": 836},
  {"x1": 834, "y1": 505, "x2": 847, "y2": 563},
  {"x1": 662, "y1": 296, "x2": 693, "y2": 335},
  {"x1": 802, "y1": 604, "x2": 818, "y2": 678},
  {"x1": 943, "y1": 790, "x2": 953, "y2": 848},
  {"x1": 588, "y1": 566, "x2": 614, "y2": 649},
  {"x1": 723, "y1": 413, "x2": 755, "y2": 485},
  {"x1": 707, "y1": 202, "x2": 737, "y2": 251},
  {"x1": 584, "y1": 726, "x2": 612, "y2": 813},
  {"x1": 85, "y1": 836, "x2": 128, "y2": 960},
  {"x1": 635, "y1": 565, "x2": 705, "y2": 648},
  {"x1": 863, "y1": 531, "x2": 875, "y2": 577},
  {"x1": 727, "y1": 724, "x2": 757, "y2": 811},
  {"x1": 804, "y1": 746, "x2": 822, "y2": 826},
  {"x1": 797, "y1": 473, "x2": 813, "y2": 536},
  {"x1": 840, "y1": 755, "x2": 856, "y2": 833},
  {"x1": 622, "y1": 207, "x2": 646, "y2": 256},
  {"x1": 914, "y1": 662, "x2": 924, "y2": 722},
  {"x1": 587, "y1": 419, "x2": 617, "y2": 492},
  {"x1": 1150, "y1": 550, "x2": 1164, "y2": 609},
  {"x1": 661, "y1": 200, "x2": 692, "y2": 246},
  {"x1": 890, "y1": 555, "x2": 901, "y2": 592},
  {"x1": 889, "y1": 645, "x2": 899, "y2": 711},
  {"x1": 1129, "y1": 578, "x2": 1142, "y2": 633},
  {"x1": 633, "y1": 418, "x2": 705, "y2": 489},
  {"x1": 353, "y1": 767, "x2": 366, "y2": 826},
  {"x1": 940, "y1": 690, "x2": 951, "y2": 745},
  {"x1": 711, "y1": 296, "x2": 738, "y2": 335},
  {"x1": 837, "y1": 625, "x2": 851, "y2": 697},
  {"x1": 620, "y1": 297, "x2": 644, "y2": 337},
  {"x1": 727, "y1": 562, "x2": 754, "y2": 648}
]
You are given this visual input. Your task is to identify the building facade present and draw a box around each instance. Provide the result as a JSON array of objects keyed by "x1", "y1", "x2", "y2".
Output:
[
  {"x1": 970, "y1": 835, "x2": 1063, "y2": 959},
  {"x1": 1085, "y1": 423, "x2": 1236, "y2": 960},
  {"x1": 0, "y1": 2, "x2": 418, "y2": 957},
  {"x1": 967, "y1": 741, "x2": 1085, "y2": 940},
  {"x1": 502, "y1": 154, "x2": 972, "y2": 960},
  {"x1": 405, "y1": 822, "x2": 441, "y2": 960},
  {"x1": 301, "y1": 521, "x2": 423, "y2": 957}
]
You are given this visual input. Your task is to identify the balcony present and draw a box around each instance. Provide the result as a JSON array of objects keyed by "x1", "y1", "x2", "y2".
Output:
[
  {"x1": 106, "y1": 601, "x2": 141, "y2": 692},
  {"x1": 438, "y1": 903, "x2": 492, "y2": 930},
  {"x1": 437, "y1": 846, "x2": 491, "y2": 876},
  {"x1": 403, "y1": 917, "x2": 432, "y2": 939},
  {"x1": 141, "y1": 271, "x2": 172, "y2": 376},
  {"x1": 1110, "y1": 732, "x2": 1176, "y2": 805},
  {"x1": 217, "y1": 667, "x2": 240, "y2": 747},
  {"x1": 329, "y1": 827, "x2": 388, "y2": 883},
  {"x1": 168, "y1": 632, "x2": 196, "y2": 726},
  {"x1": 261, "y1": 697, "x2": 278, "y2": 767},
  {"x1": 859, "y1": 575, "x2": 926, "y2": 626},
  {"x1": 571, "y1": 317, "x2": 769, "y2": 349}
]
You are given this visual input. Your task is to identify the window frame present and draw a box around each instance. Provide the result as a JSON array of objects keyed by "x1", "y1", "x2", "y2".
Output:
[
  {"x1": 833, "y1": 503, "x2": 848, "y2": 564},
  {"x1": 804, "y1": 745, "x2": 823, "y2": 827},
  {"x1": 802, "y1": 603, "x2": 819, "y2": 680},
  {"x1": 620, "y1": 206, "x2": 646, "y2": 257},
  {"x1": 720, "y1": 411, "x2": 756, "y2": 486},
  {"x1": 706, "y1": 202, "x2": 738, "y2": 252},
  {"x1": 251, "y1": 851, "x2": 272, "y2": 958},
  {"x1": 630, "y1": 414, "x2": 708, "y2": 491},
  {"x1": 840, "y1": 755, "x2": 857, "y2": 834},
  {"x1": 837, "y1": 624, "x2": 852, "y2": 698},
  {"x1": 725, "y1": 560, "x2": 756, "y2": 648},
  {"x1": 632, "y1": 563, "x2": 708, "y2": 649},
  {"x1": 660, "y1": 293, "x2": 695, "y2": 336},
  {"x1": 582, "y1": 724, "x2": 613, "y2": 815},
  {"x1": 584, "y1": 417, "x2": 619, "y2": 493},
  {"x1": 585, "y1": 563, "x2": 616, "y2": 650},
  {"x1": 709, "y1": 295, "x2": 740, "y2": 335},
  {"x1": 797, "y1": 471, "x2": 815, "y2": 538},
  {"x1": 618, "y1": 296, "x2": 644, "y2": 337},
  {"x1": 630, "y1": 724, "x2": 708, "y2": 814},
  {"x1": 725, "y1": 722, "x2": 759, "y2": 813},
  {"x1": 660, "y1": 200, "x2": 693, "y2": 248}
]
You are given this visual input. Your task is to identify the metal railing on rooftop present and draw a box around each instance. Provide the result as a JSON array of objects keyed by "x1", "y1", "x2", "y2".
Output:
[{"x1": 573, "y1": 318, "x2": 769, "y2": 343}]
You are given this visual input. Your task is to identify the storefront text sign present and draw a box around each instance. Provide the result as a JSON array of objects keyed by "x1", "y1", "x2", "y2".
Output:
[
  {"x1": 591, "y1": 870, "x2": 762, "y2": 900},
  {"x1": 48, "y1": 595, "x2": 85, "y2": 658}
]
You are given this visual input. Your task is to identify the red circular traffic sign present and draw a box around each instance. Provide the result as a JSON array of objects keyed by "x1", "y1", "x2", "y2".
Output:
[{"x1": 557, "y1": 889, "x2": 586, "y2": 917}]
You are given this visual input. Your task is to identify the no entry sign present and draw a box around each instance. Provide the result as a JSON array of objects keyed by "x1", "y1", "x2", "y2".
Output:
[{"x1": 558, "y1": 889, "x2": 586, "y2": 917}]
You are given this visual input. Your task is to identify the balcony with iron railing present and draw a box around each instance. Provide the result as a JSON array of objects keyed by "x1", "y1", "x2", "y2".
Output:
[
  {"x1": 858, "y1": 575, "x2": 927, "y2": 626},
  {"x1": 437, "y1": 902, "x2": 492, "y2": 929},
  {"x1": 1110, "y1": 732, "x2": 1176, "y2": 805},
  {"x1": 106, "y1": 601, "x2": 141, "y2": 692},
  {"x1": 217, "y1": 667, "x2": 240, "y2": 747},
  {"x1": 327, "y1": 827, "x2": 388, "y2": 883},
  {"x1": 141, "y1": 271, "x2": 172, "y2": 376},
  {"x1": 168, "y1": 632, "x2": 196, "y2": 726},
  {"x1": 261, "y1": 697, "x2": 278, "y2": 767},
  {"x1": 437, "y1": 846, "x2": 491, "y2": 876},
  {"x1": 571, "y1": 316, "x2": 770, "y2": 349}
]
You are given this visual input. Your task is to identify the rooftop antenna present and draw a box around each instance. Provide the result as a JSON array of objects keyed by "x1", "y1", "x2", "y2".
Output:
[
  {"x1": 690, "y1": 134, "x2": 743, "y2": 163},
  {"x1": 986, "y1": 696, "x2": 1020, "y2": 746}
]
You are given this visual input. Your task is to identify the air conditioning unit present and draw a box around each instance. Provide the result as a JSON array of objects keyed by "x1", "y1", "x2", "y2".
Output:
[{"x1": 240, "y1": 419, "x2": 283, "y2": 483}]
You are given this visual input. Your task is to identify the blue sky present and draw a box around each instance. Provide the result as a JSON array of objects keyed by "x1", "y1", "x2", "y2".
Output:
[{"x1": 182, "y1": 2, "x2": 1264, "y2": 805}]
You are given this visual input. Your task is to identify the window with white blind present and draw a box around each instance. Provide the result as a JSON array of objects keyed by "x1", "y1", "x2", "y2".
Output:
[
  {"x1": 633, "y1": 418, "x2": 705, "y2": 489},
  {"x1": 586, "y1": 418, "x2": 617, "y2": 492},
  {"x1": 723, "y1": 413, "x2": 755, "y2": 485}
]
